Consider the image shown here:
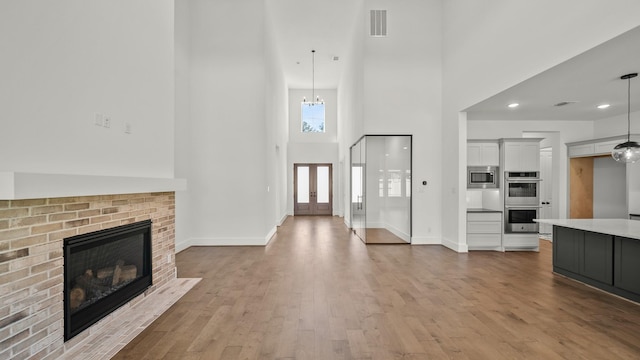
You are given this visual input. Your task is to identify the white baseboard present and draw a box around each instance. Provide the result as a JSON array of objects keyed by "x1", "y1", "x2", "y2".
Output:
[
  {"x1": 385, "y1": 223, "x2": 411, "y2": 243},
  {"x1": 182, "y1": 236, "x2": 270, "y2": 247},
  {"x1": 265, "y1": 226, "x2": 277, "y2": 245},
  {"x1": 441, "y1": 236, "x2": 469, "y2": 253},
  {"x1": 410, "y1": 236, "x2": 441, "y2": 245},
  {"x1": 175, "y1": 238, "x2": 191, "y2": 253},
  {"x1": 176, "y1": 223, "x2": 282, "y2": 251},
  {"x1": 278, "y1": 214, "x2": 288, "y2": 226}
]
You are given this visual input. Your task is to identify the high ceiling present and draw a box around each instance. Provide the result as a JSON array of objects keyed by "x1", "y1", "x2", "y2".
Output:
[
  {"x1": 265, "y1": 2, "x2": 640, "y2": 122},
  {"x1": 265, "y1": 0, "x2": 362, "y2": 90},
  {"x1": 465, "y1": 25, "x2": 640, "y2": 121}
]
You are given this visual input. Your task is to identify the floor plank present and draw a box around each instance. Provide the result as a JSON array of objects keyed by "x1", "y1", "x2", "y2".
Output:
[{"x1": 113, "y1": 216, "x2": 640, "y2": 359}]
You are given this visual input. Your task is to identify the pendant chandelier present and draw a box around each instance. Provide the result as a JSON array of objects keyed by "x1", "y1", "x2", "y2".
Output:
[
  {"x1": 302, "y1": 50, "x2": 323, "y2": 106},
  {"x1": 612, "y1": 73, "x2": 640, "y2": 163}
]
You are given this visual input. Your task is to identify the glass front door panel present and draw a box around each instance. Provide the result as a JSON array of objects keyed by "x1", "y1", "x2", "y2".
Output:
[
  {"x1": 297, "y1": 166, "x2": 309, "y2": 203},
  {"x1": 317, "y1": 166, "x2": 329, "y2": 203}
]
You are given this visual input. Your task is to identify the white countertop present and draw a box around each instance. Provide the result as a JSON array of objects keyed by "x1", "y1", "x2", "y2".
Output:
[{"x1": 535, "y1": 218, "x2": 640, "y2": 240}]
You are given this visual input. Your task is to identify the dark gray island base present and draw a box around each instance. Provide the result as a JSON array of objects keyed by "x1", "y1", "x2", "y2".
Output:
[{"x1": 551, "y1": 224, "x2": 640, "y2": 303}]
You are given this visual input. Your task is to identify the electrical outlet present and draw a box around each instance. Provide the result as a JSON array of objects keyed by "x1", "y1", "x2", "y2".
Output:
[
  {"x1": 95, "y1": 113, "x2": 103, "y2": 126},
  {"x1": 124, "y1": 123, "x2": 132, "y2": 134},
  {"x1": 103, "y1": 116, "x2": 111, "y2": 128}
]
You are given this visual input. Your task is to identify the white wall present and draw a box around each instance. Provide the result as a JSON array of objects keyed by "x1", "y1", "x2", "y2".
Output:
[
  {"x1": 174, "y1": 0, "x2": 191, "y2": 251},
  {"x1": 628, "y1": 162, "x2": 640, "y2": 215},
  {"x1": 442, "y1": 0, "x2": 640, "y2": 252},
  {"x1": 265, "y1": 12, "x2": 289, "y2": 228},
  {"x1": 593, "y1": 157, "x2": 627, "y2": 218},
  {"x1": 0, "y1": 0, "x2": 175, "y2": 177},
  {"x1": 593, "y1": 110, "x2": 640, "y2": 138},
  {"x1": 287, "y1": 89, "x2": 339, "y2": 216},
  {"x1": 360, "y1": 0, "x2": 443, "y2": 245},
  {"x1": 287, "y1": 143, "x2": 339, "y2": 215},
  {"x1": 593, "y1": 111, "x2": 640, "y2": 219},
  {"x1": 337, "y1": 0, "x2": 365, "y2": 226},
  {"x1": 179, "y1": 0, "x2": 272, "y2": 246}
]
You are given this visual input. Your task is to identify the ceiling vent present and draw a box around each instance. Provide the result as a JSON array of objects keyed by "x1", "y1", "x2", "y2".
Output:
[
  {"x1": 554, "y1": 101, "x2": 578, "y2": 107},
  {"x1": 370, "y1": 10, "x2": 387, "y2": 37}
]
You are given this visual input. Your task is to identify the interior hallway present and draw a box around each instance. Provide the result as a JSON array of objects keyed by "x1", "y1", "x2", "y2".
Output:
[{"x1": 114, "y1": 216, "x2": 640, "y2": 359}]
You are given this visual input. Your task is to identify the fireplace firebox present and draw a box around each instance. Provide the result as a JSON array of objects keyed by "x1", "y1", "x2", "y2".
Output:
[{"x1": 63, "y1": 220, "x2": 152, "y2": 341}]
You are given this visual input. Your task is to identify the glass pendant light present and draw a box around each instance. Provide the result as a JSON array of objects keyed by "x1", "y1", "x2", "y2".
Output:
[{"x1": 612, "y1": 73, "x2": 640, "y2": 163}]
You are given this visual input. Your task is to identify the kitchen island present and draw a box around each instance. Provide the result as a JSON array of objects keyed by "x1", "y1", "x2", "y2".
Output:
[{"x1": 536, "y1": 219, "x2": 640, "y2": 303}]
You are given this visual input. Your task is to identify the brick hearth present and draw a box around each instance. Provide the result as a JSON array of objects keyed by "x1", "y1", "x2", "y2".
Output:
[{"x1": 0, "y1": 192, "x2": 176, "y2": 360}]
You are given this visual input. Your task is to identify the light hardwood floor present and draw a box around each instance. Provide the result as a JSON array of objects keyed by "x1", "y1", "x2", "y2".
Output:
[
  {"x1": 363, "y1": 228, "x2": 408, "y2": 244},
  {"x1": 114, "y1": 216, "x2": 640, "y2": 359}
]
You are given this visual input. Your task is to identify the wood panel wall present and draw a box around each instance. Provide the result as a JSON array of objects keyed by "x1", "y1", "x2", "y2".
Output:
[{"x1": 570, "y1": 157, "x2": 594, "y2": 218}]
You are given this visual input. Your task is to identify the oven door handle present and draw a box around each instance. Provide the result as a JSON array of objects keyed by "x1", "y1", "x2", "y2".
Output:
[
  {"x1": 505, "y1": 205, "x2": 542, "y2": 209},
  {"x1": 505, "y1": 178, "x2": 542, "y2": 182}
]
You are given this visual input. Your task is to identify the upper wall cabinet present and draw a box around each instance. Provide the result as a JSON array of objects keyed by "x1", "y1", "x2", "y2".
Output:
[
  {"x1": 467, "y1": 141, "x2": 499, "y2": 166},
  {"x1": 567, "y1": 135, "x2": 637, "y2": 158},
  {"x1": 500, "y1": 138, "x2": 542, "y2": 171}
]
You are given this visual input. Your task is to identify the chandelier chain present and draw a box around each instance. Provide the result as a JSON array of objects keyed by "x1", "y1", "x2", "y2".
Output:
[{"x1": 628, "y1": 75, "x2": 631, "y2": 142}]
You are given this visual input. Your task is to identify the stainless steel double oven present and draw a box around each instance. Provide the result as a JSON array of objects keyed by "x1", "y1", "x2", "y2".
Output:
[{"x1": 504, "y1": 171, "x2": 541, "y2": 233}]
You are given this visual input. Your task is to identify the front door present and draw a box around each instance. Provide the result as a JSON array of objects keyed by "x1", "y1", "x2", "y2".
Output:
[{"x1": 294, "y1": 164, "x2": 332, "y2": 216}]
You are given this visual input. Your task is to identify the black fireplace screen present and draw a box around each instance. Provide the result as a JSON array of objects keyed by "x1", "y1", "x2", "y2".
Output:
[{"x1": 64, "y1": 220, "x2": 152, "y2": 341}]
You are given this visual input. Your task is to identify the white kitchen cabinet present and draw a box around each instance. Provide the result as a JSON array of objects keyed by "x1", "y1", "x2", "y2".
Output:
[
  {"x1": 501, "y1": 139, "x2": 542, "y2": 171},
  {"x1": 467, "y1": 141, "x2": 499, "y2": 166},
  {"x1": 467, "y1": 211, "x2": 502, "y2": 250}
]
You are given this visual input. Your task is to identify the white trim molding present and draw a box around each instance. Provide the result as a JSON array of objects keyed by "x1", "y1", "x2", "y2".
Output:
[
  {"x1": 441, "y1": 236, "x2": 469, "y2": 253},
  {"x1": 410, "y1": 236, "x2": 441, "y2": 245},
  {"x1": 0, "y1": 172, "x2": 187, "y2": 200}
]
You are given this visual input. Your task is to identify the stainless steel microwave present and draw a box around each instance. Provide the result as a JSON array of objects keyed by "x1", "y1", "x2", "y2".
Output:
[{"x1": 467, "y1": 166, "x2": 499, "y2": 189}]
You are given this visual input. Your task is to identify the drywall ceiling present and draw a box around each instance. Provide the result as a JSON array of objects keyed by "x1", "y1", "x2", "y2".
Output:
[
  {"x1": 265, "y1": 3, "x2": 640, "y2": 121},
  {"x1": 265, "y1": 0, "x2": 362, "y2": 89},
  {"x1": 465, "y1": 25, "x2": 640, "y2": 121}
]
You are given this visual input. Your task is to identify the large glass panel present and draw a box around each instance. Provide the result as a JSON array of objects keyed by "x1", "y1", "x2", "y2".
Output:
[
  {"x1": 351, "y1": 166, "x2": 362, "y2": 203},
  {"x1": 387, "y1": 170, "x2": 402, "y2": 197},
  {"x1": 351, "y1": 138, "x2": 366, "y2": 243},
  {"x1": 297, "y1": 166, "x2": 309, "y2": 203},
  {"x1": 355, "y1": 135, "x2": 411, "y2": 244},
  {"x1": 317, "y1": 166, "x2": 329, "y2": 203}
]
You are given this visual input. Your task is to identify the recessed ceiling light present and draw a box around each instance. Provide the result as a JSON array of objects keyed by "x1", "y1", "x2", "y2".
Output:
[
  {"x1": 508, "y1": 103, "x2": 519, "y2": 108},
  {"x1": 597, "y1": 104, "x2": 610, "y2": 109}
]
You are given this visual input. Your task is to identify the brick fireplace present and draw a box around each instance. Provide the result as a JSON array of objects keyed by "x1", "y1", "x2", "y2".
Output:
[{"x1": 0, "y1": 192, "x2": 176, "y2": 359}]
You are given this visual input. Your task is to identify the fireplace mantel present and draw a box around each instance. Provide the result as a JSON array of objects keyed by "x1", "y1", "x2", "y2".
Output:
[{"x1": 0, "y1": 172, "x2": 186, "y2": 200}]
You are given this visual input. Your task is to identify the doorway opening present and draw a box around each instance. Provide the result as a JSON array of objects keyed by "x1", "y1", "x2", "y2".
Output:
[{"x1": 294, "y1": 163, "x2": 333, "y2": 215}]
